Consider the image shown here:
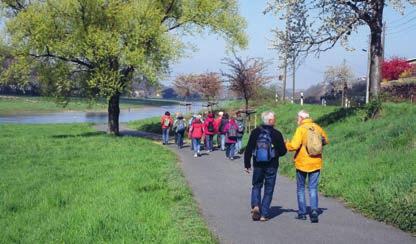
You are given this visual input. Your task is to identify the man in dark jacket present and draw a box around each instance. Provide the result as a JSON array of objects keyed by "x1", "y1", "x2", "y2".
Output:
[{"x1": 244, "y1": 111, "x2": 287, "y2": 221}]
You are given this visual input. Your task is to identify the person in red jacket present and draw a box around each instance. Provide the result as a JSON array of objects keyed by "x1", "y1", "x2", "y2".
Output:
[
  {"x1": 160, "y1": 111, "x2": 174, "y2": 145},
  {"x1": 189, "y1": 117, "x2": 204, "y2": 157},
  {"x1": 223, "y1": 115, "x2": 239, "y2": 160},
  {"x1": 214, "y1": 111, "x2": 224, "y2": 150},
  {"x1": 203, "y1": 113, "x2": 216, "y2": 152}
]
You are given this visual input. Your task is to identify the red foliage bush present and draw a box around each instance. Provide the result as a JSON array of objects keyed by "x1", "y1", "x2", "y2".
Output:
[{"x1": 382, "y1": 57, "x2": 412, "y2": 81}]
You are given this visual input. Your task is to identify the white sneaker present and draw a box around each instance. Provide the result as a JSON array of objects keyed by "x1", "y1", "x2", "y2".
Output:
[{"x1": 194, "y1": 153, "x2": 198, "y2": 158}]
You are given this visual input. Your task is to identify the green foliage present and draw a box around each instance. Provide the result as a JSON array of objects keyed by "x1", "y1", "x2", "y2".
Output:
[
  {"x1": 2, "y1": 0, "x2": 247, "y2": 101},
  {"x1": 0, "y1": 123, "x2": 216, "y2": 243}
]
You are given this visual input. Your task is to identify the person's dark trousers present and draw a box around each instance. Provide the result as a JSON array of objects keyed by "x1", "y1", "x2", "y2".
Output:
[
  {"x1": 296, "y1": 169, "x2": 320, "y2": 215},
  {"x1": 251, "y1": 166, "x2": 278, "y2": 218},
  {"x1": 206, "y1": 135, "x2": 213, "y2": 151},
  {"x1": 176, "y1": 132, "x2": 184, "y2": 148},
  {"x1": 162, "y1": 128, "x2": 169, "y2": 144},
  {"x1": 225, "y1": 143, "x2": 236, "y2": 158}
]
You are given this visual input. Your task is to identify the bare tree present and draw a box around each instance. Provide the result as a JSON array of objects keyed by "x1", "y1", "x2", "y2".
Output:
[
  {"x1": 222, "y1": 56, "x2": 272, "y2": 111},
  {"x1": 324, "y1": 61, "x2": 355, "y2": 107},
  {"x1": 266, "y1": 0, "x2": 416, "y2": 100}
]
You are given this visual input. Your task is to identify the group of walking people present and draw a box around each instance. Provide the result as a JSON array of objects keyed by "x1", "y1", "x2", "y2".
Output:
[
  {"x1": 161, "y1": 109, "x2": 328, "y2": 223},
  {"x1": 161, "y1": 110, "x2": 246, "y2": 159}
]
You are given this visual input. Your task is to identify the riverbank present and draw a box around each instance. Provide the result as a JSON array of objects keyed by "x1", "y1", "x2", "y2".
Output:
[
  {"x1": 0, "y1": 123, "x2": 216, "y2": 243},
  {"x1": 0, "y1": 96, "x2": 180, "y2": 115}
]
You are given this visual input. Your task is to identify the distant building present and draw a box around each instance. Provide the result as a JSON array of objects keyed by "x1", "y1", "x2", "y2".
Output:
[{"x1": 407, "y1": 58, "x2": 416, "y2": 65}]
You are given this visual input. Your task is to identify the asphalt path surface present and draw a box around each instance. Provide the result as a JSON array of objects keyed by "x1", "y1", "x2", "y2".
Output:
[{"x1": 96, "y1": 124, "x2": 415, "y2": 244}]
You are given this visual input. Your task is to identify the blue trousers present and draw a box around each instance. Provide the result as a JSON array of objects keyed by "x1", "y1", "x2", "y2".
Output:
[
  {"x1": 296, "y1": 169, "x2": 320, "y2": 215},
  {"x1": 162, "y1": 128, "x2": 169, "y2": 144},
  {"x1": 251, "y1": 166, "x2": 278, "y2": 218}
]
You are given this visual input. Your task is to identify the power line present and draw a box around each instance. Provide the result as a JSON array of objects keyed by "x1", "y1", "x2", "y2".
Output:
[
  {"x1": 387, "y1": 22, "x2": 416, "y2": 36},
  {"x1": 388, "y1": 9, "x2": 416, "y2": 27}
]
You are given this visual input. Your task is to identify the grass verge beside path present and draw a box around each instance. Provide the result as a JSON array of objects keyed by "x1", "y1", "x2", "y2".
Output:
[
  {"x1": 0, "y1": 123, "x2": 216, "y2": 243},
  {"x1": 130, "y1": 102, "x2": 416, "y2": 233}
]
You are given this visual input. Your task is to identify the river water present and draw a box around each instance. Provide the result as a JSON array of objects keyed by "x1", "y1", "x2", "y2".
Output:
[{"x1": 0, "y1": 102, "x2": 205, "y2": 124}]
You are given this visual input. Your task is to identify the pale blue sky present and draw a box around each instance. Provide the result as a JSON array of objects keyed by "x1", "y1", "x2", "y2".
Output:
[
  {"x1": 169, "y1": 1, "x2": 416, "y2": 89},
  {"x1": 1, "y1": 2, "x2": 415, "y2": 90}
]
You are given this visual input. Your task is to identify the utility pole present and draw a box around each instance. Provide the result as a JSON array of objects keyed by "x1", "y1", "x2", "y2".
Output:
[
  {"x1": 292, "y1": 56, "x2": 296, "y2": 104},
  {"x1": 382, "y1": 21, "x2": 386, "y2": 63},
  {"x1": 282, "y1": 5, "x2": 290, "y2": 102},
  {"x1": 366, "y1": 34, "x2": 371, "y2": 104}
]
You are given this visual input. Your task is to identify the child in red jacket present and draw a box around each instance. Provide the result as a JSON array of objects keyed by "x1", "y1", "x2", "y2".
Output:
[{"x1": 189, "y1": 117, "x2": 204, "y2": 157}]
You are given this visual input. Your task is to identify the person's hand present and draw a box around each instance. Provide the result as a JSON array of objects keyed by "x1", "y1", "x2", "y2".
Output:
[{"x1": 244, "y1": 168, "x2": 251, "y2": 174}]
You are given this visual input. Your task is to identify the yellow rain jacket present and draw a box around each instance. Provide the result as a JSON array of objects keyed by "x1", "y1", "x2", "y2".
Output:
[{"x1": 285, "y1": 118, "x2": 329, "y2": 172}]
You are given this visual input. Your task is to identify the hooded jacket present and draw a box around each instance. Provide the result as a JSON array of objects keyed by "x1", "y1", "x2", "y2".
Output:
[{"x1": 285, "y1": 118, "x2": 329, "y2": 172}]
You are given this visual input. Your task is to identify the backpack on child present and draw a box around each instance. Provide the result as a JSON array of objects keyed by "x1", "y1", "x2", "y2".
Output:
[
  {"x1": 163, "y1": 117, "x2": 171, "y2": 127},
  {"x1": 227, "y1": 124, "x2": 238, "y2": 138},
  {"x1": 219, "y1": 118, "x2": 227, "y2": 133},
  {"x1": 207, "y1": 121, "x2": 215, "y2": 132},
  {"x1": 253, "y1": 127, "x2": 275, "y2": 162},
  {"x1": 176, "y1": 120, "x2": 186, "y2": 133}
]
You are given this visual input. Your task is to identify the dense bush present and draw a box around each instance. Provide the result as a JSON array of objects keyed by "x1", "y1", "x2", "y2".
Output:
[{"x1": 382, "y1": 57, "x2": 413, "y2": 81}]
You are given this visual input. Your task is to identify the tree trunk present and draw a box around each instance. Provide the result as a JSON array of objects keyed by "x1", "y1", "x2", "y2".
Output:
[
  {"x1": 369, "y1": 3, "x2": 384, "y2": 99},
  {"x1": 108, "y1": 93, "x2": 120, "y2": 135},
  {"x1": 245, "y1": 98, "x2": 249, "y2": 112}
]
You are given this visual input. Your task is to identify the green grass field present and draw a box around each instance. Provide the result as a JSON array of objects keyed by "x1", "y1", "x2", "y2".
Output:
[
  {"x1": 129, "y1": 102, "x2": 416, "y2": 233},
  {"x1": 0, "y1": 96, "x2": 179, "y2": 115},
  {"x1": 0, "y1": 123, "x2": 216, "y2": 243}
]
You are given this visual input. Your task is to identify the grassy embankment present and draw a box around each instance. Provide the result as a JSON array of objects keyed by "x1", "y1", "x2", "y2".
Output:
[
  {"x1": 129, "y1": 102, "x2": 416, "y2": 233},
  {"x1": 0, "y1": 96, "x2": 179, "y2": 115},
  {"x1": 0, "y1": 123, "x2": 216, "y2": 243}
]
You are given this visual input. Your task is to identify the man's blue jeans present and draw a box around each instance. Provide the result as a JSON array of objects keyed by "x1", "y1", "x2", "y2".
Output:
[
  {"x1": 296, "y1": 169, "x2": 320, "y2": 215},
  {"x1": 162, "y1": 128, "x2": 169, "y2": 144},
  {"x1": 192, "y1": 138, "x2": 201, "y2": 153},
  {"x1": 225, "y1": 143, "x2": 236, "y2": 158},
  {"x1": 251, "y1": 166, "x2": 278, "y2": 218},
  {"x1": 205, "y1": 135, "x2": 213, "y2": 151}
]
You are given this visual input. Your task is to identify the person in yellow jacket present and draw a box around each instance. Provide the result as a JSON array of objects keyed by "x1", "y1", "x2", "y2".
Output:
[{"x1": 286, "y1": 110, "x2": 329, "y2": 223}]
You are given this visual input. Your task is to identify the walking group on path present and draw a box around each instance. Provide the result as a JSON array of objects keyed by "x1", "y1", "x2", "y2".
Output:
[{"x1": 161, "y1": 109, "x2": 329, "y2": 223}]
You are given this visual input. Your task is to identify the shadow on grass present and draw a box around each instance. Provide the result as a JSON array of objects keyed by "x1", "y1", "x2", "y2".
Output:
[
  {"x1": 315, "y1": 107, "x2": 360, "y2": 127},
  {"x1": 52, "y1": 131, "x2": 106, "y2": 138},
  {"x1": 138, "y1": 122, "x2": 163, "y2": 134}
]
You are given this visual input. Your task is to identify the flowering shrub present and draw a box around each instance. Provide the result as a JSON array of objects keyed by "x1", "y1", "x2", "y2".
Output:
[{"x1": 382, "y1": 57, "x2": 412, "y2": 81}]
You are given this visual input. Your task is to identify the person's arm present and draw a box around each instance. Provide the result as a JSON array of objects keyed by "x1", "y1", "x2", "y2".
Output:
[
  {"x1": 244, "y1": 129, "x2": 257, "y2": 169},
  {"x1": 285, "y1": 127, "x2": 303, "y2": 152},
  {"x1": 160, "y1": 116, "x2": 164, "y2": 126},
  {"x1": 274, "y1": 131, "x2": 287, "y2": 157},
  {"x1": 320, "y1": 127, "x2": 329, "y2": 145}
]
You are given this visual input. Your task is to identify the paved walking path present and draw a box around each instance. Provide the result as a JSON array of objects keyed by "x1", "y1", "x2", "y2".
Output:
[{"x1": 96, "y1": 124, "x2": 415, "y2": 244}]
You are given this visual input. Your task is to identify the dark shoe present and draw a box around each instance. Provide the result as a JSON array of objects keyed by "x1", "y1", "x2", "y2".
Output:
[
  {"x1": 260, "y1": 216, "x2": 269, "y2": 222},
  {"x1": 251, "y1": 206, "x2": 261, "y2": 221},
  {"x1": 310, "y1": 210, "x2": 319, "y2": 223},
  {"x1": 295, "y1": 214, "x2": 307, "y2": 220}
]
